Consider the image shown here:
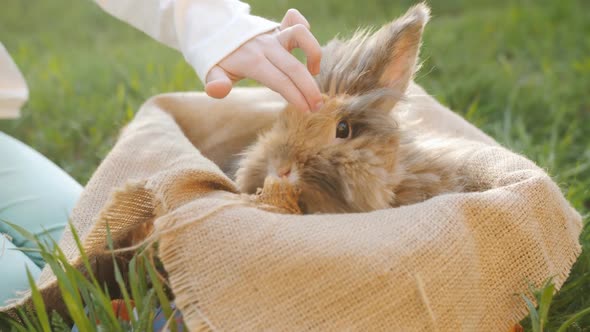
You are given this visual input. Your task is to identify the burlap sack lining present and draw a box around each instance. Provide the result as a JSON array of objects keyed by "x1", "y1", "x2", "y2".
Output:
[{"x1": 1, "y1": 86, "x2": 582, "y2": 331}]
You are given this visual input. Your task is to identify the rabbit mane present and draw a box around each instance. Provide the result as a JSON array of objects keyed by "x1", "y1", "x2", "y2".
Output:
[{"x1": 236, "y1": 3, "x2": 467, "y2": 213}]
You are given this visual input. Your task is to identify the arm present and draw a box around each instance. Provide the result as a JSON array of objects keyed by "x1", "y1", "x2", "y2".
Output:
[
  {"x1": 95, "y1": 0, "x2": 277, "y2": 82},
  {"x1": 95, "y1": 0, "x2": 323, "y2": 112}
]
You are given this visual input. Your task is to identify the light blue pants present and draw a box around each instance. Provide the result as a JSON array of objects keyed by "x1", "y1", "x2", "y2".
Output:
[{"x1": 0, "y1": 132, "x2": 82, "y2": 305}]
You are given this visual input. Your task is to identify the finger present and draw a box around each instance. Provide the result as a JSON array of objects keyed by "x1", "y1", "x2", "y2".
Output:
[
  {"x1": 249, "y1": 60, "x2": 310, "y2": 112},
  {"x1": 280, "y1": 9, "x2": 310, "y2": 30},
  {"x1": 277, "y1": 24, "x2": 322, "y2": 75},
  {"x1": 265, "y1": 46, "x2": 323, "y2": 112},
  {"x1": 205, "y1": 66, "x2": 233, "y2": 98}
]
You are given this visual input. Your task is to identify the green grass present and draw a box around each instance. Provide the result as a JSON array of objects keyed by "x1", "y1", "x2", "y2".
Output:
[
  {"x1": 1, "y1": 0, "x2": 589, "y2": 330},
  {"x1": 0, "y1": 222, "x2": 174, "y2": 332}
]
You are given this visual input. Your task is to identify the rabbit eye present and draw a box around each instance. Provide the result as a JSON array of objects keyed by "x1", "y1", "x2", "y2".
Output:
[{"x1": 336, "y1": 120, "x2": 351, "y2": 139}]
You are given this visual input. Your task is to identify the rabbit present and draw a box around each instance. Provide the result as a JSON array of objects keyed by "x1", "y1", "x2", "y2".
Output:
[{"x1": 235, "y1": 3, "x2": 467, "y2": 214}]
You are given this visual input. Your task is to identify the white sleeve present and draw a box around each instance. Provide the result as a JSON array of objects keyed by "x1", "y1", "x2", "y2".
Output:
[{"x1": 95, "y1": 0, "x2": 279, "y2": 82}]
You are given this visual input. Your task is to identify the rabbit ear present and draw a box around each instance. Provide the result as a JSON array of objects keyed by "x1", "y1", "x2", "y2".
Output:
[
  {"x1": 318, "y1": 3, "x2": 429, "y2": 96},
  {"x1": 373, "y1": 3, "x2": 430, "y2": 92}
]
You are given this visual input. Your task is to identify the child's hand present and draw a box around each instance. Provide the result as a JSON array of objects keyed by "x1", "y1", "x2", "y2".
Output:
[{"x1": 205, "y1": 9, "x2": 323, "y2": 112}]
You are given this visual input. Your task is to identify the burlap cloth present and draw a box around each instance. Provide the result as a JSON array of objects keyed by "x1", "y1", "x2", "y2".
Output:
[{"x1": 2, "y1": 84, "x2": 582, "y2": 331}]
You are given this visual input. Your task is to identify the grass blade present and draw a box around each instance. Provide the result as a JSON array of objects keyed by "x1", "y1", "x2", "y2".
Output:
[
  {"x1": 17, "y1": 307, "x2": 40, "y2": 332},
  {"x1": 0, "y1": 311, "x2": 30, "y2": 332},
  {"x1": 25, "y1": 268, "x2": 51, "y2": 332},
  {"x1": 522, "y1": 294, "x2": 540, "y2": 332},
  {"x1": 145, "y1": 252, "x2": 177, "y2": 332},
  {"x1": 556, "y1": 306, "x2": 590, "y2": 332},
  {"x1": 537, "y1": 280, "x2": 555, "y2": 330}
]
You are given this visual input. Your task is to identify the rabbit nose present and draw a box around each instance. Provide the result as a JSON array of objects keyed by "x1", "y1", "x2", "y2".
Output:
[{"x1": 277, "y1": 165, "x2": 292, "y2": 178}]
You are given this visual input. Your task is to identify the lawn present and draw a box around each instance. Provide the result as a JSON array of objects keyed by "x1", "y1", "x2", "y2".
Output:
[{"x1": 1, "y1": 0, "x2": 589, "y2": 330}]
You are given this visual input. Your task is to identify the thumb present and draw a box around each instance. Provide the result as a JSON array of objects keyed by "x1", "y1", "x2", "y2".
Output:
[{"x1": 205, "y1": 66, "x2": 233, "y2": 98}]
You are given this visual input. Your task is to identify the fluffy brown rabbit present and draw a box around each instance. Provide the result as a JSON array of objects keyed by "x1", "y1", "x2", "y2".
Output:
[{"x1": 235, "y1": 3, "x2": 467, "y2": 214}]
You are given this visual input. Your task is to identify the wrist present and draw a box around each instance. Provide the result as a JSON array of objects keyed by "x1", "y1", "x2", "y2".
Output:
[{"x1": 184, "y1": 15, "x2": 279, "y2": 83}]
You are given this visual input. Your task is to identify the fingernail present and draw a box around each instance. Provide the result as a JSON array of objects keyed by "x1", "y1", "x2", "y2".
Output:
[{"x1": 313, "y1": 101, "x2": 324, "y2": 111}]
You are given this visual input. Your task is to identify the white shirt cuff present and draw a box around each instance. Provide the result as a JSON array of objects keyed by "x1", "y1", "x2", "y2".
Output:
[{"x1": 184, "y1": 14, "x2": 279, "y2": 83}]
